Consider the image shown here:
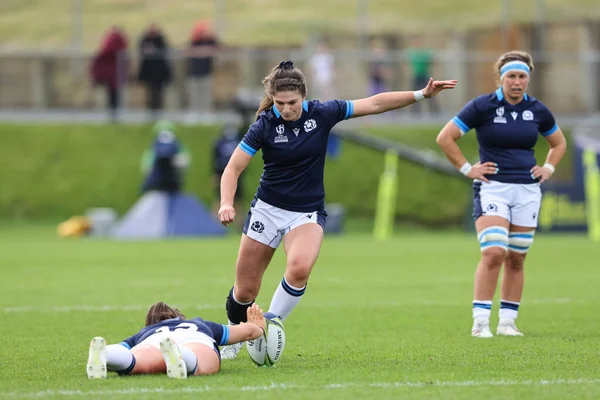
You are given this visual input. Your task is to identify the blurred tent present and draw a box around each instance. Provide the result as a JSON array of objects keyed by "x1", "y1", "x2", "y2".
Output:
[{"x1": 112, "y1": 191, "x2": 226, "y2": 239}]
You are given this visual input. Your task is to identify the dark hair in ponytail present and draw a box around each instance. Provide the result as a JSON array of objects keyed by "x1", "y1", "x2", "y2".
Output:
[
  {"x1": 145, "y1": 302, "x2": 186, "y2": 326},
  {"x1": 255, "y1": 61, "x2": 307, "y2": 119}
]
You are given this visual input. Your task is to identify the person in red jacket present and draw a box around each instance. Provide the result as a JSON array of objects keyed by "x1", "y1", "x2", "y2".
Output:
[{"x1": 91, "y1": 26, "x2": 129, "y2": 122}]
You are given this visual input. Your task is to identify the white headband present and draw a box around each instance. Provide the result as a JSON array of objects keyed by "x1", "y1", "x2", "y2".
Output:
[{"x1": 500, "y1": 61, "x2": 530, "y2": 79}]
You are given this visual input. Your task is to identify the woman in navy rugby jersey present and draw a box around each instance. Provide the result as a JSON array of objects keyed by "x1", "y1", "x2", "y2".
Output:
[
  {"x1": 218, "y1": 60, "x2": 456, "y2": 359},
  {"x1": 86, "y1": 302, "x2": 267, "y2": 379},
  {"x1": 436, "y1": 51, "x2": 567, "y2": 338}
]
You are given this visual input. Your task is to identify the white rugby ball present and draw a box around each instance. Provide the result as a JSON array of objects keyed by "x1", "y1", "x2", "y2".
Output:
[{"x1": 247, "y1": 317, "x2": 285, "y2": 366}]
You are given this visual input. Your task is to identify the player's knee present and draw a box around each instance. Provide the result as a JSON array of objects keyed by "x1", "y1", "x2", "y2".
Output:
[
  {"x1": 508, "y1": 230, "x2": 535, "y2": 254},
  {"x1": 478, "y1": 226, "x2": 509, "y2": 255},
  {"x1": 481, "y1": 248, "x2": 506, "y2": 268},
  {"x1": 505, "y1": 251, "x2": 526, "y2": 270},
  {"x1": 286, "y1": 255, "x2": 314, "y2": 282}
]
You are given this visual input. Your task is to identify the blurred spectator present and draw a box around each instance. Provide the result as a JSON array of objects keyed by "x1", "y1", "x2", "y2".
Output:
[
  {"x1": 406, "y1": 36, "x2": 439, "y2": 114},
  {"x1": 141, "y1": 120, "x2": 191, "y2": 194},
  {"x1": 90, "y1": 26, "x2": 129, "y2": 122},
  {"x1": 308, "y1": 41, "x2": 335, "y2": 100},
  {"x1": 186, "y1": 20, "x2": 219, "y2": 116},
  {"x1": 137, "y1": 23, "x2": 172, "y2": 120},
  {"x1": 212, "y1": 123, "x2": 245, "y2": 226},
  {"x1": 368, "y1": 39, "x2": 391, "y2": 96}
]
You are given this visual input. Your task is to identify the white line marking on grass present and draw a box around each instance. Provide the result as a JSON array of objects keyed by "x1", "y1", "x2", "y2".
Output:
[
  {"x1": 2, "y1": 304, "x2": 219, "y2": 313},
  {"x1": 2, "y1": 379, "x2": 600, "y2": 398},
  {"x1": 2, "y1": 298, "x2": 584, "y2": 313}
]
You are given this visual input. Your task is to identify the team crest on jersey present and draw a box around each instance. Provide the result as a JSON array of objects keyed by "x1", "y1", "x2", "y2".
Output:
[
  {"x1": 523, "y1": 110, "x2": 534, "y2": 121},
  {"x1": 494, "y1": 107, "x2": 507, "y2": 124},
  {"x1": 304, "y1": 119, "x2": 317, "y2": 132}
]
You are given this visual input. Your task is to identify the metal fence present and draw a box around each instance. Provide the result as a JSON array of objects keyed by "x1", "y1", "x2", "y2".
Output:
[{"x1": 1, "y1": 48, "x2": 599, "y2": 116}]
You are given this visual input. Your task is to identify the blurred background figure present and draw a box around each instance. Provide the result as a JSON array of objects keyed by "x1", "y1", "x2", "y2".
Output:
[
  {"x1": 308, "y1": 41, "x2": 335, "y2": 100},
  {"x1": 186, "y1": 20, "x2": 220, "y2": 119},
  {"x1": 368, "y1": 39, "x2": 391, "y2": 96},
  {"x1": 141, "y1": 120, "x2": 191, "y2": 194},
  {"x1": 212, "y1": 123, "x2": 245, "y2": 227},
  {"x1": 90, "y1": 26, "x2": 129, "y2": 123},
  {"x1": 137, "y1": 23, "x2": 172, "y2": 120},
  {"x1": 406, "y1": 36, "x2": 439, "y2": 115}
]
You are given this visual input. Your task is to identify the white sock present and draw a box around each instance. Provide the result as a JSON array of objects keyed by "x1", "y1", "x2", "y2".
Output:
[
  {"x1": 179, "y1": 346, "x2": 198, "y2": 374},
  {"x1": 268, "y1": 277, "x2": 306, "y2": 322},
  {"x1": 499, "y1": 299, "x2": 520, "y2": 322},
  {"x1": 472, "y1": 300, "x2": 493, "y2": 321},
  {"x1": 106, "y1": 344, "x2": 134, "y2": 372}
]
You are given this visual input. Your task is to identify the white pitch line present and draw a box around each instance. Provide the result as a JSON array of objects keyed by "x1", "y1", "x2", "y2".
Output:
[
  {"x1": 2, "y1": 379, "x2": 600, "y2": 398},
  {"x1": 1, "y1": 304, "x2": 220, "y2": 313},
  {"x1": 1, "y1": 298, "x2": 586, "y2": 313}
]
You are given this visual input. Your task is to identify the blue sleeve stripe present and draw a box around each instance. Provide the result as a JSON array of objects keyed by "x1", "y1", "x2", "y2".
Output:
[
  {"x1": 120, "y1": 342, "x2": 131, "y2": 350},
  {"x1": 344, "y1": 100, "x2": 354, "y2": 119},
  {"x1": 541, "y1": 124, "x2": 558, "y2": 137},
  {"x1": 239, "y1": 141, "x2": 257, "y2": 156},
  {"x1": 452, "y1": 116, "x2": 470, "y2": 134},
  {"x1": 220, "y1": 325, "x2": 230, "y2": 346}
]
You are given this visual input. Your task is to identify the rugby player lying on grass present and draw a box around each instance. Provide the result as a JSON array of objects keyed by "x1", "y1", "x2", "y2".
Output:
[{"x1": 86, "y1": 303, "x2": 266, "y2": 379}]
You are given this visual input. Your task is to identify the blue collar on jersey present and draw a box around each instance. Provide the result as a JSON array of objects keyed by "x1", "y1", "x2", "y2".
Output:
[
  {"x1": 272, "y1": 100, "x2": 309, "y2": 119},
  {"x1": 495, "y1": 87, "x2": 528, "y2": 102}
]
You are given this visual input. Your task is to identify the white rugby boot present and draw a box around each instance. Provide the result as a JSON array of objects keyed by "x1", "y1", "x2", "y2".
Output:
[
  {"x1": 220, "y1": 342, "x2": 244, "y2": 360},
  {"x1": 471, "y1": 318, "x2": 493, "y2": 338},
  {"x1": 87, "y1": 337, "x2": 108, "y2": 379},
  {"x1": 160, "y1": 336, "x2": 187, "y2": 379},
  {"x1": 496, "y1": 319, "x2": 524, "y2": 336}
]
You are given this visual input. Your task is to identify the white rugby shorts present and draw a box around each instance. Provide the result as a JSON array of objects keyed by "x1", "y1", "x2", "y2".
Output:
[
  {"x1": 243, "y1": 198, "x2": 326, "y2": 248},
  {"x1": 473, "y1": 180, "x2": 541, "y2": 228}
]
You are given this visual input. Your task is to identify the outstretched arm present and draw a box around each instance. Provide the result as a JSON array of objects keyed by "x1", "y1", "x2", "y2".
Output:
[
  {"x1": 351, "y1": 78, "x2": 457, "y2": 118},
  {"x1": 225, "y1": 304, "x2": 267, "y2": 345}
]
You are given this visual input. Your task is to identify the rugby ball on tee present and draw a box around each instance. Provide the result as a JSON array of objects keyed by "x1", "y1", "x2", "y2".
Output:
[{"x1": 247, "y1": 317, "x2": 286, "y2": 366}]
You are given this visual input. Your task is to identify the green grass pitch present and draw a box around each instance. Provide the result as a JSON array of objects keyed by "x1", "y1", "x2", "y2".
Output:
[{"x1": 1, "y1": 225, "x2": 599, "y2": 399}]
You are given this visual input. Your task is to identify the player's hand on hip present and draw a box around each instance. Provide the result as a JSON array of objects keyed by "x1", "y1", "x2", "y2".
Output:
[
  {"x1": 218, "y1": 204, "x2": 236, "y2": 226},
  {"x1": 531, "y1": 165, "x2": 553, "y2": 183},
  {"x1": 467, "y1": 162, "x2": 498, "y2": 183},
  {"x1": 246, "y1": 303, "x2": 266, "y2": 331},
  {"x1": 423, "y1": 78, "x2": 458, "y2": 98}
]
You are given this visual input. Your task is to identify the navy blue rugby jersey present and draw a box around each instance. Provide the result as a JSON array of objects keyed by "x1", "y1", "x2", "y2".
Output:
[
  {"x1": 238, "y1": 99, "x2": 354, "y2": 212},
  {"x1": 452, "y1": 88, "x2": 558, "y2": 184},
  {"x1": 119, "y1": 317, "x2": 230, "y2": 350}
]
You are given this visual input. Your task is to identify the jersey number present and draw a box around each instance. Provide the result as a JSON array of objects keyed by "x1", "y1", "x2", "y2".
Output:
[{"x1": 155, "y1": 322, "x2": 198, "y2": 334}]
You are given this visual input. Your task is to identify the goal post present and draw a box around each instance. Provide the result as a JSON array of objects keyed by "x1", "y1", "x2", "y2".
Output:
[{"x1": 373, "y1": 149, "x2": 398, "y2": 240}]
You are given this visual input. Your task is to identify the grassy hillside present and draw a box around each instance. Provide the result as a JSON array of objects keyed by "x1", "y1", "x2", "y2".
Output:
[
  {"x1": 0, "y1": 123, "x2": 573, "y2": 226},
  {"x1": 0, "y1": 0, "x2": 599, "y2": 48}
]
